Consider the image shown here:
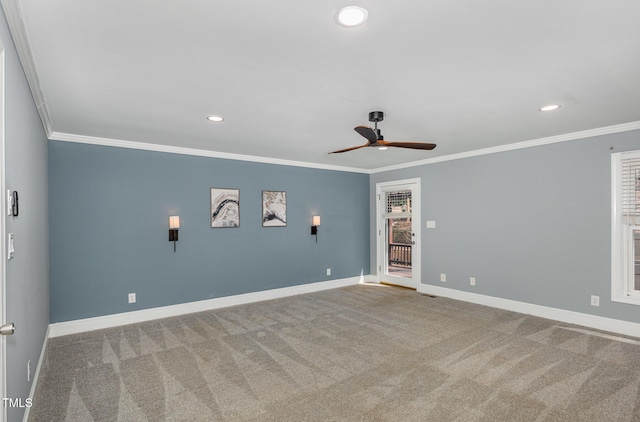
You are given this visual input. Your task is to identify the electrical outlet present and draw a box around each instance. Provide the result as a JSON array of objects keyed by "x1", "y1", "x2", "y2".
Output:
[
  {"x1": 27, "y1": 360, "x2": 31, "y2": 382},
  {"x1": 326, "y1": 268, "x2": 331, "y2": 276},
  {"x1": 470, "y1": 277, "x2": 476, "y2": 286},
  {"x1": 440, "y1": 273, "x2": 446, "y2": 282},
  {"x1": 591, "y1": 295, "x2": 599, "y2": 307},
  {"x1": 128, "y1": 293, "x2": 136, "y2": 304}
]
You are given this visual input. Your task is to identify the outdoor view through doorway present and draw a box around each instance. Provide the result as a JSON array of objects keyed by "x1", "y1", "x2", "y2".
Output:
[{"x1": 386, "y1": 190, "x2": 413, "y2": 278}]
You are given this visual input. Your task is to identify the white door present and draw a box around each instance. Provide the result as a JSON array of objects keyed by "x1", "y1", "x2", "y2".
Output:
[{"x1": 376, "y1": 179, "x2": 421, "y2": 289}]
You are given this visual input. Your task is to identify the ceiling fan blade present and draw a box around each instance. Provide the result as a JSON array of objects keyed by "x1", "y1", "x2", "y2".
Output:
[
  {"x1": 354, "y1": 126, "x2": 378, "y2": 143},
  {"x1": 385, "y1": 141, "x2": 437, "y2": 150},
  {"x1": 328, "y1": 144, "x2": 370, "y2": 154}
]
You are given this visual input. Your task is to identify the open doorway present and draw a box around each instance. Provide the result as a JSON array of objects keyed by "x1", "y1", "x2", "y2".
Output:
[{"x1": 376, "y1": 179, "x2": 421, "y2": 289}]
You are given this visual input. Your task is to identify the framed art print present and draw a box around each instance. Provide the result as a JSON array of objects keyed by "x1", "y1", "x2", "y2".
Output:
[
  {"x1": 211, "y1": 188, "x2": 240, "y2": 228},
  {"x1": 262, "y1": 191, "x2": 286, "y2": 227}
]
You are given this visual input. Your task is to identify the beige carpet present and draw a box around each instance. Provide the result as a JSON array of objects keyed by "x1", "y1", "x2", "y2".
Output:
[{"x1": 29, "y1": 284, "x2": 640, "y2": 421}]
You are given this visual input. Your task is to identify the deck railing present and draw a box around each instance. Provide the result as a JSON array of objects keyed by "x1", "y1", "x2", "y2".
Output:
[{"x1": 389, "y1": 243, "x2": 412, "y2": 267}]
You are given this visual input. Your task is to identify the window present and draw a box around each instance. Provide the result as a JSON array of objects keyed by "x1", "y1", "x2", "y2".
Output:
[{"x1": 612, "y1": 151, "x2": 640, "y2": 304}]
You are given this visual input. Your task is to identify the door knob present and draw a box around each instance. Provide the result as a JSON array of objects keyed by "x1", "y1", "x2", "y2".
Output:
[{"x1": 0, "y1": 323, "x2": 15, "y2": 336}]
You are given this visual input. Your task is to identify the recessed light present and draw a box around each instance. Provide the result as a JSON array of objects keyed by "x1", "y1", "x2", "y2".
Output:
[
  {"x1": 207, "y1": 115, "x2": 224, "y2": 122},
  {"x1": 336, "y1": 6, "x2": 368, "y2": 27},
  {"x1": 539, "y1": 104, "x2": 561, "y2": 112},
  {"x1": 378, "y1": 147, "x2": 388, "y2": 151}
]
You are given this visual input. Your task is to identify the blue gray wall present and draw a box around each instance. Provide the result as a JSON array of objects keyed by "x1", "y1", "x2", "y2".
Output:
[
  {"x1": 371, "y1": 130, "x2": 640, "y2": 324},
  {"x1": 49, "y1": 141, "x2": 370, "y2": 322},
  {"x1": 1, "y1": 8, "x2": 50, "y2": 422}
]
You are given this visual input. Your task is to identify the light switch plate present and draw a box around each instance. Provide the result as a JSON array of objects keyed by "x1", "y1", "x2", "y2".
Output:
[
  {"x1": 426, "y1": 221, "x2": 436, "y2": 229},
  {"x1": 7, "y1": 190, "x2": 13, "y2": 216}
]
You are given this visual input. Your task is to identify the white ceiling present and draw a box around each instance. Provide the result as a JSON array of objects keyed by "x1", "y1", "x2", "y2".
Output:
[{"x1": 10, "y1": 0, "x2": 640, "y2": 170}]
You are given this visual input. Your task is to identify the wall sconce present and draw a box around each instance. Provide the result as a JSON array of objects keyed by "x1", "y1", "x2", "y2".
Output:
[
  {"x1": 311, "y1": 216, "x2": 320, "y2": 242},
  {"x1": 169, "y1": 216, "x2": 180, "y2": 252}
]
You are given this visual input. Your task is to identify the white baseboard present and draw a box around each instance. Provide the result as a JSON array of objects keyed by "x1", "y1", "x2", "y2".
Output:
[
  {"x1": 22, "y1": 325, "x2": 49, "y2": 422},
  {"x1": 362, "y1": 274, "x2": 378, "y2": 284},
  {"x1": 419, "y1": 283, "x2": 640, "y2": 339},
  {"x1": 49, "y1": 276, "x2": 364, "y2": 337}
]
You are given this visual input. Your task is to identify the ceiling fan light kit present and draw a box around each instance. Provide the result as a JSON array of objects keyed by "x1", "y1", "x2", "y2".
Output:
[{"x1": 329, "y1": 111, "x2": 437, "y2": 154}]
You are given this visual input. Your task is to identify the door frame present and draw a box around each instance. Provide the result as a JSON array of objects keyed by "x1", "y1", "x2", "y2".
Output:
[
  {"x1": 0, "y1": 34, "x2": 7, "y2": 421},
  {"x1": 375, "y1": 178, "x2": 421, "y2": 289}
]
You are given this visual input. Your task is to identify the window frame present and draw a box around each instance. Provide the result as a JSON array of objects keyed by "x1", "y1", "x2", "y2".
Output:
[{"x1": 611, "y1": 151, "x2": 640, "y2": 305}]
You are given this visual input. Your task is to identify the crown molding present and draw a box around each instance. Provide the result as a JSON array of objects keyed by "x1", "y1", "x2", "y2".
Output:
[
  {"x1": 49, "y1": 131, "x2": 370, "y2": 174},
  {"x1": 1, "y1": 0, "x2": 52, "y2": 137},
  {"x1": 370, "y1": 121, "x2": 640, "y2": 174},
  {"x1": 51, "y1": 121, "x2": 640, "y2": 175}
]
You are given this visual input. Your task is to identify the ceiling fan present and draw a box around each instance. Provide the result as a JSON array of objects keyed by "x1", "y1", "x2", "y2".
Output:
[{"x1": 329, "y1": 111, "x2": 437, "y2": 154}]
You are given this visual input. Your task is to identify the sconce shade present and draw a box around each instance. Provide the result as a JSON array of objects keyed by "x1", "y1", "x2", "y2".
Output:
[{"x1": 312, "y1": 216, "x2": 321, "y2": 226}]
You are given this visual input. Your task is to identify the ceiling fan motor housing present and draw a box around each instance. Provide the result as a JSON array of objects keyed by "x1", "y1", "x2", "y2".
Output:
[
  {"x1": 368, "y1": 111, "x2": 384, "y2": 122},
  {"x1": 328, "y1": 110, "x2": 435, "y2": 154}
]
